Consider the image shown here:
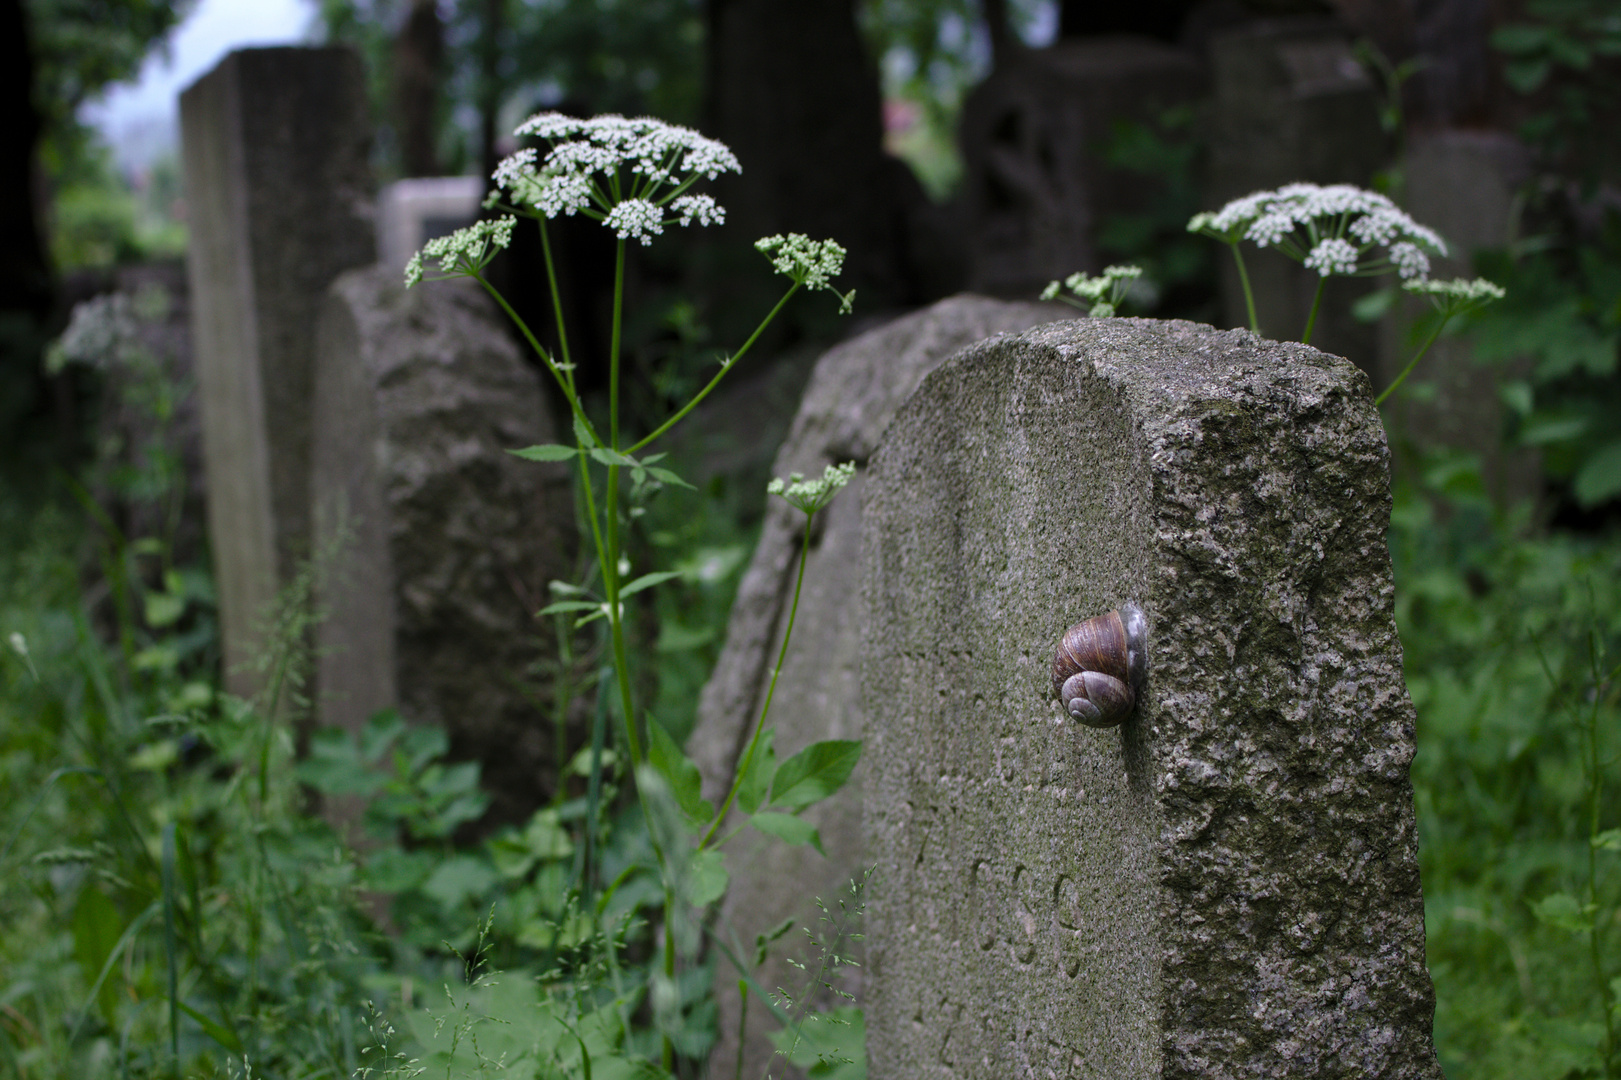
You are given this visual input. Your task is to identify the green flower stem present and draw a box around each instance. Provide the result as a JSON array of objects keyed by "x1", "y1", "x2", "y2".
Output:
[
  {"x1": 537, "y1": 219, "x2": 576, "y2": 388},
  {"x1": 1301, "y1": 277, "x2": 1327, "y2": 346},
  {"x1": 610, "y1": 238, "x2": 625, "y2": 449},
  {"x1": 1230, "y1": 242, "x2": 1259, "y2": 334},
  {"x1": 628, "y1": 281, "x2": 800, "y2": 455},
  {"x1": 700, "y1": 511, "x2": 814, "y2": 851},
  {"x1": 1374, "y1": 315, "x2": 1450, "y2": 406}
]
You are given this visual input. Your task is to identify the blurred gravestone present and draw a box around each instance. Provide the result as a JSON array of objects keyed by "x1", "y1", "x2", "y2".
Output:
[
  {"x1": 1383, "y1": 130, "x2": 1538, "y2": 504},
  {"x1": 311, "y1": 267, "x2": 574, "y2": 828},
  {"x1": 959, "y1": 37, "x2": 1206, "y2": 298},
  {"x1": 180, "y1": 47, "x2": 375, "y2": 697},
  {"x1": 377, "y1": 177, "x2": 485, "y2": 284},
  {"x1": 1207, "y1": 19, "x2": 1388, "y2": 372},
  {"x1": 861, "y1": 318, "x2": 1442, "y2": 1078},
  {"x1": 690, "y1": 295, "x2": 1068, "y2": 1080}
]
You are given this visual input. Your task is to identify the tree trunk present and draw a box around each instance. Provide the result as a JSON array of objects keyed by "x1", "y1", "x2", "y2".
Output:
[{"x1": 394, "y1": 0, "x2": 444, "y2": 177}]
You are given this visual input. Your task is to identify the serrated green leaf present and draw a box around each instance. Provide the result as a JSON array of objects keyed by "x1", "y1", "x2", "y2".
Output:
[
  {"x1": 572, "y1": 412, "x2": 597, "y2": 448},
  {"x1": 508, "y1": 443, "x2": 579, "y2": 462},
  {"x1": 621, "y1": 571, "x2": 683, "y2": 598},
  {"x1": 646, "y1": 466, "x2": 695, "y2": 490},
  {"x1": 737, "y1": 728, "x2": 777, "y2": 815},
  {"x1": 684, "y1": 848, "x2": 729, "y2": 907},
  {"x1": 538, "y1": 600, "x2": 604, "y2": 616},
  {"x1": 1531, "y1": 892, "x2": 1594, "y2": 933},
  {"x1": 648, "y1": 715, "x2": 713, "y2": 828},
  {"x1": 751, "y1": 811, "x2": 824, "y2": 854},
  {"x1": 1574, "y1": 438, "x2": 1621, "y2": 506},
  {"x1": 588, "y1": 447, "x2": 639, "y2": 468},
  {"x1": 770, "y1": 740, "x2": 862, "y2": 810}
]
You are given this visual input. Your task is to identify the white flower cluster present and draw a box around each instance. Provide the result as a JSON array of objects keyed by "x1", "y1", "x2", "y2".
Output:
[
  {"x1": 1040, "y1": 264, "x2": 1144, "y2": 317},
  {"x1": 490, "y1": 113, "x2": 741, "y2": 239},
  {"x1": 768, "y1": 462, "x2": 856, "y2": 516},
  {"x1": 1189, "y1": 182, "x2": 1446, "y2": 280},
  {"x1": 1403, "y1": 276, "x2": 1507, "y2": 309},
  {"x1": 404, "y1": 216, "x2": 517, "y2": 287},
  {"x1": 754, "y1": 234, "x2": 847, "y2": 291}
]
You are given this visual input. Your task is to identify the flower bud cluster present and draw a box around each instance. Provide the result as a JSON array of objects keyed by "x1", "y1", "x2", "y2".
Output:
[
  {"x1": 768, "y1": 462, "x2": 857, "y2": 516},
  {"x1": 404, "y1": 216, "x2": 517, "y2": 287}
]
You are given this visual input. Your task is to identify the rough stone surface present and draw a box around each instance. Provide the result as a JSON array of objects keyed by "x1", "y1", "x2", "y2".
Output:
[
  {"x1": 1208, "y1": 19, "x2": 1387, "y2": 374},
  {"x1": 312, "y1": 267, "x2": 573, "y2": 828},
  {"x1": 959, "y1": 36, "x2": 1206, "y2": 298},
  {"x1": 691, "y1": 295, "x2": 1067, "y2": 1080},
  {"x1": 180, "y1": 46, "x2": 375, "y2": 697},
  {"x1": 860, "y1": 318, "x2": 1441, "y2": 1079}
]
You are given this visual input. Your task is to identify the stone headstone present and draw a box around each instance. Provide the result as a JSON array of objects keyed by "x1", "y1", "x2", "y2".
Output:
[
  {"x1": 311, "y1": 267, "x2": 573, "y2": 828},
  {"x1": 1383, "y1": 130, "x2": 1538, "y2": 504},
  {"x1": 860, "y1": 318, "x2": 1441, "y2": 1078},
  {"x1": 1207, "y1": 19, "x2": 1388, "y2": 372},
  {"x1": 180, "y1": 47, "x2": 375, "y2": 697},
  {"x1": 691, "y1": 295, "x2": 1068, "y2": 1080},
  {"x1": 377, "y1": 176, "x2": 485, "y2": 284},
  {"x1": 959, "y1": 37, "x2": 1207, "y2": 298}
]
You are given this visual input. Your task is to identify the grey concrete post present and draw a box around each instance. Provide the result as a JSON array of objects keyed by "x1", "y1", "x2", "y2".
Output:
[
  {"x1": 861, "y1": 318, "x2": 1441, "y2": 1078},
  {"x1": 180, "y1": 47, "x2": 374, "y2": 697}
]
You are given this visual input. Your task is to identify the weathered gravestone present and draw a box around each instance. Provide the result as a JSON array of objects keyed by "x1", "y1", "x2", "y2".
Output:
[
  {"x1": 959, "y1": 37, "x2": 1206, "y2": 298},
  {"x1": 1383, "y1": 130, "x2": 1538, "y2": 505},
  {"x1": 861, "y1": 318, "x2": 1441, "y2": 1078},
  {"x1": 312, "y1": 267, "x2": 573, "y2": 828},
  {"x1": 1207, "y1": 20, "x2": 1387, "y2": 374},
  {"x1": 180, "y1": 46, "x2": 375, "y2": 697},
  {"x1": 690, "y1": 295, "x2": 1068, "y2": 1080}
]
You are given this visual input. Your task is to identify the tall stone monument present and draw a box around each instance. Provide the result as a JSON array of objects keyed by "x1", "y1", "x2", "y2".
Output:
[
  {"x1": 180, "y1": 47, "x2": 375, "y2": 696},
  {"x1": 861, "y1": 318, "x2": 1441, "y2": 1078}
]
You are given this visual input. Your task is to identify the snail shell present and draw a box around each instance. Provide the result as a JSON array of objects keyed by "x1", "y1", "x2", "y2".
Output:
[{"x1": 1051, "y1": 602, "x2": 1147, "y2": 728}]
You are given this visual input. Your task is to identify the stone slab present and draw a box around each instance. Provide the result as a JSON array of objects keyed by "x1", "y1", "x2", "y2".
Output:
[
  {"x1": 691, "y1": 295, "x2": 1068, "y2": 1079},
  {"x1": 180, "y1": 46, "x2": 375, "y2": 697},
  {"x1": 860, "y1": 317, "x2": 1441, "y2": 1078},
  {"x1": 312, "y1": 266, "x2": 573, "y2": 828}
]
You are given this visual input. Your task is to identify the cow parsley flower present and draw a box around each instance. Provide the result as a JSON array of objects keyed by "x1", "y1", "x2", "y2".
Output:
[
  {"x1": 755, "y1": 234, "x2": 854, "y2": 312},
  {"x1": 1304, "y1": 238, "x2": 1360, "y2": 277},
  {"x1": 490, "y1": 112, "x2": 741, "y2": 244},
  {"x1": 1040, "y1": 264, "x2": 1145, "y2": 317},
  {"x1": 768, "y1": 462, "x2": 856, "y2": 517},
  {"x1": 404, "y1": 216, "x2": 517, "y2": 287}
]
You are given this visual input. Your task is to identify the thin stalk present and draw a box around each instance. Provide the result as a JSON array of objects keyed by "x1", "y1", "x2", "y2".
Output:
[
  {"x1": 1230, "y1": 243, "x2": 1259, "y2": 334},
  {"x1": 1585, "y1": 638, "x2": 1616, "y2": 1074},
  {"x1": 701, "y1": 513, "x2": 813, "y2": 850},
  {"x1": 1374, "y1": 315, "x2": 1449, "y2": 406},
  {"x1": 609, "y1": 239, "x2": 625, "y2": 449},
  {"x1": 472, "y1": 272, "x2": 601, "y2": 447},
  {"x1": 1301, "y1": 277, "x2": 1327, "y2": 345},
  {"x1": 628, "y1": 283, "x2": 800, "y2": 454},
  {"x1": 537, "y1": 219, "x2": 575, "y2": 389}
]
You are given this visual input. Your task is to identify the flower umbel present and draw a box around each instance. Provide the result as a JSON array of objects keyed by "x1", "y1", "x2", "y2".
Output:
[
  {"x1": 756, "y1": 234, "x2": 854, "y2": 313},
  {"x1": 404, "y1": 216, "x2": 517, "y2": 287},
  {"x1": 1188, "y1": 182, "x2": 1446, "y2": 280},
  {"x1": 768, "y1": 462, "x2": 856, "y2": 517},
  {"x1": 1040, "y1": 265, "x2": 1145, "y2": 317},
  {"x1": 488, "y1": 112, "x2": 741, "y2": 242}
]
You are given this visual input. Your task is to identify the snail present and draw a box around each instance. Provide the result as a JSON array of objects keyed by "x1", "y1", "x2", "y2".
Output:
[{"x1": 1051, "y1": 602, "x2": 1147, "y2": 728}]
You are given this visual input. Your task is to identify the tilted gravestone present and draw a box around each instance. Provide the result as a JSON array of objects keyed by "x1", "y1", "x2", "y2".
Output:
[
  {"x1": 1207, "y1": 19, "x2": 1388, "y2": 374},
  {"x1": 690, "y1": 295, "x2": 1067, "y2": 1080},
  {"x1": 860, "y1": 318, "x2": 1441, "y2": 1078},
  {"x1": 958, "y1": 37, "x2": 1206, "y2": 298},
  {"x1": 312, "y1": 267, "x2": 574, "y2": 828},
  {"x1": 180, "y1": 46, "x2": 375, "y2": 697}
]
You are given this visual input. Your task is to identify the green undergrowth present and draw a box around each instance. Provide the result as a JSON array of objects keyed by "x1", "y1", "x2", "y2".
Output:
[{"x1": 1391, "y1": 455, "x2": 1621, "y2": 1080}]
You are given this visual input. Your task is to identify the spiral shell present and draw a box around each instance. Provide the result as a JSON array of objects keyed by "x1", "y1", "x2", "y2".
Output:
[{"x1": 1051, "y1": 602, "x2": 1147, "y2": 728}]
